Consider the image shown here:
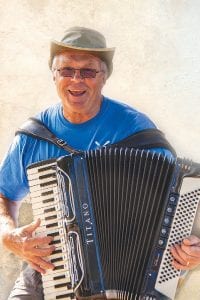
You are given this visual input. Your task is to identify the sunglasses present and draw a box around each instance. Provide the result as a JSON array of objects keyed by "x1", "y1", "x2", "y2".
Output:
[{"x1": 56, "y1": 67, "x2": 104, "y2": 79}]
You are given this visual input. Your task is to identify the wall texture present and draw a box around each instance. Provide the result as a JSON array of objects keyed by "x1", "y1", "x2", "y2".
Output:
[{"x1": 0, "y1": 1, "x2": 200, "y2": 299}]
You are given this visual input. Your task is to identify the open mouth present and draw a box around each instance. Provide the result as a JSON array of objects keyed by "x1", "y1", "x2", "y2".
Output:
[{"x1": 68, "y1": 90, "x2": 86, "y2": 97}]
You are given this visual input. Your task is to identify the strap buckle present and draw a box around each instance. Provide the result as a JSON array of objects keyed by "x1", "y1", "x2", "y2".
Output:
[{"x1": 56, "y1": 139, "x2": 67, "y2": 146}]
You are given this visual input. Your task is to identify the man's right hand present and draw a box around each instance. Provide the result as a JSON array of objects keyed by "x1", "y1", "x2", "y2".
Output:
[{"x1": 2, "y1": 218, "x2": 55, "y2": 274}]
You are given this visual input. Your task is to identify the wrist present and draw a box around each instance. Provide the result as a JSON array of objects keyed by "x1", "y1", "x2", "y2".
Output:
[
  {"x1": 0, "y1": 219, "x2": 16, "y2": 246},
  {"x1": 1, "y1": 227, "x2": 20, "y2": 255}
]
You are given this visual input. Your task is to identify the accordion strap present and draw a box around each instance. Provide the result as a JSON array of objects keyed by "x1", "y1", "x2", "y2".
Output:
[
  {"x1": 15, "y1": 117, "x2": 176, "y2": 155},
  {"x1": 111, "y1": 128, "x2": 176, "y2": 155},
  {"x1": 15, "y1": 117, "x2": 81, "y2": 154}
]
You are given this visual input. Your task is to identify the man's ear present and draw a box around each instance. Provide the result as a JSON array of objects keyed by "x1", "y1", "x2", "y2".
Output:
[
  {"x1": 51, "y1": 57, "x2": 57, "y2": 82},
  {"x1": 102, "y1": 72, "x2": 107, "y2": 85}
]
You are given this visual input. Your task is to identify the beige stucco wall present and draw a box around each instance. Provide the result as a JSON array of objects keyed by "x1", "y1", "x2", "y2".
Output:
[{"x1": 0, "y1": 1, "x2": 199, "y2": 299}]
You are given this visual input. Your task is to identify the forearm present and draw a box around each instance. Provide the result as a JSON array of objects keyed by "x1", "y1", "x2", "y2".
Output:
[
  {"x1": 0, "y1": 195, "x2": 17, "y2": 235},
  {"x1": 0, "y1": 194, "x2": 21, "y2": 250}
]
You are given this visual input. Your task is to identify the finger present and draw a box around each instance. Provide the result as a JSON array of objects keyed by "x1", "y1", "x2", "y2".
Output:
[
  {"x1": 33, "y1": 245, "x2": 55, "y2": 257},
  {"x1": 30, "y1": 256, "x2": 55, "y2": 271},
  {"x1": 23, "y1": 235, "x2": 54, "y2": 249},
  {"x1": 28, "y1": 260, "x2": 46, "y2": 274},
  {"x1": 170, "y1": 245, "x2": 188, "y2": 266},
  {"x1": 22, "y1": 219, "x2": 41, "y2": 235},
  {"x1": 181, "y1": 243, "x2": 200, "y2": 258},
  {"x1": 171, "y1": 244, "x2": 200, "y2": 268},
  {"x1": 172, "y1": 259, "x2": 193, "y2": 271},
  {"x1": 183, "y1": 235, "x2": 200, "y2": 246}
]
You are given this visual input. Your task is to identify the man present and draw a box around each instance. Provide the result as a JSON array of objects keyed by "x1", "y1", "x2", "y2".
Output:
[{"x1": 0, "y1": 27, "x2": 200, "y2": 299}]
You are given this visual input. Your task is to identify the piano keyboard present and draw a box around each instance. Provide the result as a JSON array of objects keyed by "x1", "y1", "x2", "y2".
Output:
[{"x1": 27, "y1": 159, "x2": 76, "y2": 300}]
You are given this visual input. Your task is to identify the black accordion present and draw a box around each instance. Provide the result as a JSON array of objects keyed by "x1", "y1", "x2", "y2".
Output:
[{"x1": 27, "y1": 148, "x2": 200, "y2": 300}]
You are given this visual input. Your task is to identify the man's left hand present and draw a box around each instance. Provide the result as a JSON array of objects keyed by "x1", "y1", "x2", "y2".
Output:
[{"x1": 171, "y1": 235, "x2": 200, "y2": 270}]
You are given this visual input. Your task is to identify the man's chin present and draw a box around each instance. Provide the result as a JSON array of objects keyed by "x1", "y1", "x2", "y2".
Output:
[
  {"x1": 66, "y1": 91, "x2": 88, "y2": 103},
  {"x1": 68, "y1": 97, "x2": 87, "y2": 105}
]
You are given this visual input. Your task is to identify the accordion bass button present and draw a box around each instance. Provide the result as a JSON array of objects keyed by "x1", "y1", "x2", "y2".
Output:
[
  {"x1": 169, "y1": 194, "x2": 178, "y2": 205},
  {"x1": 157, "y1": 238, "x2": 167, "y2": 248},
  {"x1": 163, "y1": 216, "x2": 172, "y2": 226},
  {"x1": 166, "y1": 205, "x2": 174, "y2": 215},
  {"x1": 160, "y1": 227, "x2": 168, "y2": 237}
]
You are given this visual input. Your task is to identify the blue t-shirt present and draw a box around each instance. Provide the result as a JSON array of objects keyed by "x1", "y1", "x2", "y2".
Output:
[{"x1": 0, "y1": 96, "x2": 169, "y2": 201}]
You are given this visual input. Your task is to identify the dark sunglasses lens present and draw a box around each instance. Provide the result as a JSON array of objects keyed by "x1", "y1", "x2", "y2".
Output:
[
  {"x1": 81, "y1": 69, "x2": 96, "y2": 78},
  {"x1": 60, "y1": 68, "x2": 74, "y2": 77}
]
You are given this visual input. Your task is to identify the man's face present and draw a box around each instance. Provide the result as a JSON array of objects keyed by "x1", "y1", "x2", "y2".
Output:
[{"x1": 52, "y1": 52, "x2": 107, "y2": 123}]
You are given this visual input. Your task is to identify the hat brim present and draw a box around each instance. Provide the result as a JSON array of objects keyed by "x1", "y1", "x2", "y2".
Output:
[{"x1": 49, "y1": 40, "x2": 115, "y2": 77}]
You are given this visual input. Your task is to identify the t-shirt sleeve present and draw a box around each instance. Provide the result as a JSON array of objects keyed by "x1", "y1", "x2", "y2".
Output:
[
  {"x1": 118, "y1": 109, "x2": 156, "y2": 138},
  {"x1": 0, "y1": 135, "x2": 29, "y2": 201},
  {"x1": 131, "y1": 111, "x2": 156, "y2": 131}
]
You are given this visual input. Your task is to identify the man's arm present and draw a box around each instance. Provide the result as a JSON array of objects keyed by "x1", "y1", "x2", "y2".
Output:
[
  {"x1": 0, "y1": 194, "x2": 55, "y2": 274},
  {"x1": 0, "y1": 194, "x2": 19, "y2": 232}
]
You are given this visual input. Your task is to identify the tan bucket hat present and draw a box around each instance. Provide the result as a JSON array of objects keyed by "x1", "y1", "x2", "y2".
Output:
[{"x1": 49, "y1": 26, "x2": 115, "y2": 77}]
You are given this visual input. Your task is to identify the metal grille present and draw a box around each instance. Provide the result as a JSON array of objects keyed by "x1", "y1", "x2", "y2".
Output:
[{"x1": 155, "y1": 188, "x2": 200, "y2": 299}]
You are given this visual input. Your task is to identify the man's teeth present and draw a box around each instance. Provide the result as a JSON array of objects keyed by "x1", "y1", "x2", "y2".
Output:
[{"x1": 69, "y1": 90, "x2": 85, "y2": 96}]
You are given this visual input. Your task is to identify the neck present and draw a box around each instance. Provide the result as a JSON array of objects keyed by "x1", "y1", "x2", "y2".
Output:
[
  {"x1": 63, "y1": 111, "x2": 98, "y2": 123},
  {"x1": 63, "y1": 97, "x2": 103, "y2": 124}
]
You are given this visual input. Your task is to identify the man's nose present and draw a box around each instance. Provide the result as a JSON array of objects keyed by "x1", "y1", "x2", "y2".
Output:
[{"x1": 71, "y1": 70, "x2": 83, "y2": 80}]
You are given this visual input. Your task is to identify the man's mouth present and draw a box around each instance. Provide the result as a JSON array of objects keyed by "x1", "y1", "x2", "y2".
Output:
[{"x1": 68, "y1": 90, "x2": 86, "y2": 96}]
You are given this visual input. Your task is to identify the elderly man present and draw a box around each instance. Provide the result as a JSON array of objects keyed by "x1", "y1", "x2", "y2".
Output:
[{"x1": 0, "y1": 27, "x2": 200, "y2": 300}]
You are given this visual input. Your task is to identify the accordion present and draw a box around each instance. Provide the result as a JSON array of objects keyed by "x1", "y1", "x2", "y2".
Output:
[{"x1": 27, "y1": 148, "x2": 200, "y2": 300}]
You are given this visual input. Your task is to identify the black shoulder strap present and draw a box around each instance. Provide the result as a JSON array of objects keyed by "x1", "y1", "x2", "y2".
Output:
[
  {"x1": 15, "y1": 117, "x2": 81, "y2": 154},
  {"x1": 16, "y1": 117, "x2": 176, "y2": 156},
  {"x1": 110, "y1": 128, "x2": 176, "y2": 156}
]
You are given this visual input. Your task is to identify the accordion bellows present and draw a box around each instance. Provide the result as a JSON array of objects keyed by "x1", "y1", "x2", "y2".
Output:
[{"x1": 27, "y1": 148, "x2": 200, "y2": 300}]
